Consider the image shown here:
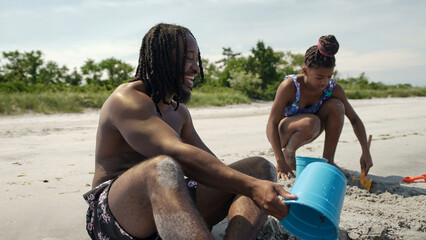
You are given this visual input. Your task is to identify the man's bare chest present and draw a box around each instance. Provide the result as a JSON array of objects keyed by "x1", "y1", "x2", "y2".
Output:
[{"x1": 160, "y1": 111, "x2": 184, "y2": 135}]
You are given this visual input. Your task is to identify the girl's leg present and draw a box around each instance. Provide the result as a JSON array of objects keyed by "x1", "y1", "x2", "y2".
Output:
[
  {"x1": 279, "y1": 114, "x2": 321, "y2": 170},
  {"x1": 317, "y1": 98, "x2": 345, "y2": 166}
]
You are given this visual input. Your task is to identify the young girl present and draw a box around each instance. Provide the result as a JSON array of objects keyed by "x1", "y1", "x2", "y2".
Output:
[{"x1": 266, "y1": 35, "x2": 373, "y2": 180}]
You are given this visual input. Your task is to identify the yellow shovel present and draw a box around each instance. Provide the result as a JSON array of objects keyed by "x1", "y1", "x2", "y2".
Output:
[{"x1": 352, "y1": 135, "x2": 373, "y2": 192}]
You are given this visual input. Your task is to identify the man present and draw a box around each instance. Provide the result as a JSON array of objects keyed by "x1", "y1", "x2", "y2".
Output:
[{"x1": 84, "y1": 23, "x2": 296, "y2": 240}]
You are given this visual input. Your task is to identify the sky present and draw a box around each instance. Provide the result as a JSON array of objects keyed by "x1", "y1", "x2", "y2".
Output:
[{"x1": 1, "y1": 0, "x2": 425, "y2": 86}]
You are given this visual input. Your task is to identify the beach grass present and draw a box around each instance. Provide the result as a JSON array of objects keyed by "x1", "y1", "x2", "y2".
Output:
[
  {"x1": 0, "y1": 87, "x2": 250, "y2": 115},
  {"x1": 1, "y1": 87, "x2": 425, "y2": 115},
  {"x1": 345, "y1": 88, "x2": 426, "y2": 99},
  {"x1": 187, "y1": 87, "x2": 251, "y2": 107},
  {"x1": 0, "y1": 91, "x2": 109, "y2": 115}
]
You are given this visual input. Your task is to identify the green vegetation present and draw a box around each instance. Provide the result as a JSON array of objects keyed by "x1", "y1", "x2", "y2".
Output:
[
  {"x1": 335, "y1": 72, "x2": 426, "y2": 99},
  {"x1": 0, "y1": 91, "x2": 109, "y2": 115},
  {"x1": 1, "y1": 46, "x2": 425, "y2": 115},
  {"x1": 187, "y1": 86, "x2": 251, "y2": 107}
]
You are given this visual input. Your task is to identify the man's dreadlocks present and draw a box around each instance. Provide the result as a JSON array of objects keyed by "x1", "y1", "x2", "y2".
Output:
[{"x1": 131, "y1": 23, "x2": 204, "y2": 115}]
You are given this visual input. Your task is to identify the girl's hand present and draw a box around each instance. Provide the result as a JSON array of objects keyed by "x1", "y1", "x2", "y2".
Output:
[
  {"x1": 360, "y1": 152, "x2": 373, "y2": 176},
  {"x1": 276, "y1": 163, "x2": 295, "y2": 180}
]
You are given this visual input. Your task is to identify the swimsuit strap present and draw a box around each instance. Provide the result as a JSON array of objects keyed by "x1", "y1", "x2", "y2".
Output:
[
  {"x1": 291, "y1": 75, "x2": 301, "y2": 102},
  {"x1": 283, "y1": 75, "x2": 336, "y2": 117},
  {"x1": 321, "y1": 78, "x2": 336, "y2": 100},
  {"x1": 282, "y1": 75, "x2": 300, "y2": 117}
]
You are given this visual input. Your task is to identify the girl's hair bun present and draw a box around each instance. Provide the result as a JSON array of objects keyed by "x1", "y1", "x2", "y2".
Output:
[{"x1": 318, "y1": 35, "x2": 339, "y2": 57}]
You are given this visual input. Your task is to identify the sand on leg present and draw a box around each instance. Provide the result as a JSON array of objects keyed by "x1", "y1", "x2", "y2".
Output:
[
  {"x1": 278, "y1": 114, "x2": 321, "y2": 170},
  {"x1": 108, "y1": 155, "x2": 212, "y2": 239}
]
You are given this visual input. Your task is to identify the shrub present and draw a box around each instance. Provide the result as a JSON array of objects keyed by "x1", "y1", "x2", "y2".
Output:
[{"x1": 228, "y1": 71, "x2": 263, "y2": 99}]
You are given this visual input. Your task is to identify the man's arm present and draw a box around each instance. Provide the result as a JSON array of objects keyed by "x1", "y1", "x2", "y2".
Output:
[
  {"x1": 178, "y1": 104, "x2": 216, "y2": 156},
  {"x1": 108, "y1": 89, "x2": 296, "y2": 219},
  {"x1": 111, "y1": 91, "x2": 249, "y2": 193}
]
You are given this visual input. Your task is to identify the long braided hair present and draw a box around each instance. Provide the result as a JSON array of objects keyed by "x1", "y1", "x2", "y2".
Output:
[
  {"x1": 131, "y1": 23, "x2": 204, "y2": 115},
  {"x1": 304, "y1": 35, "x2": 339, "y2": 68}
]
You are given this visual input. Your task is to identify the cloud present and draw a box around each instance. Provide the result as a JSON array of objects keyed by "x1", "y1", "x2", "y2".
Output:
[
  {"x1": 43, "y1": 40, "x2": 139, "y2": 69},
  {"x1": 338, "y1": 48, "x2": 425, "y2": 72}
]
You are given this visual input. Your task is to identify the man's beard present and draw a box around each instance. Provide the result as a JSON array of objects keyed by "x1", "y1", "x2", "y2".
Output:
[{"x1": 177, "y1": 86, "x2": 191, "y2": 104}]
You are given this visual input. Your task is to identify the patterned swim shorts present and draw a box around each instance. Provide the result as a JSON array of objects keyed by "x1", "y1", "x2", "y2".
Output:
[{"x1": 83, "y1": 178, "x2": 198, "y2": 240}]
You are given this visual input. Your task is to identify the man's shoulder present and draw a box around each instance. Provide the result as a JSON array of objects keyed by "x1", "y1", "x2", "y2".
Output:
[{"x1": 103, "y1": 82, "x2": 157, "y2": 118}]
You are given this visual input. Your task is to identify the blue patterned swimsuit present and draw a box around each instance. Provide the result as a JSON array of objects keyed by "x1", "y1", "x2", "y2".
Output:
[{"x1": 283, "y1": 74, "x2": 336, "y2": 117}]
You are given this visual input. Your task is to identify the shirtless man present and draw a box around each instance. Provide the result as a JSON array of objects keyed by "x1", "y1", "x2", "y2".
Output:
[{"x1": 83, "y1": 23, "x2": 297, "y2": 240}]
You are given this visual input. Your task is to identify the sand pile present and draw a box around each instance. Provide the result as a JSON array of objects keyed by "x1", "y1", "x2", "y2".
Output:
[{"x1": 255, "y1": 176, "x2": 426, "y2": 240}]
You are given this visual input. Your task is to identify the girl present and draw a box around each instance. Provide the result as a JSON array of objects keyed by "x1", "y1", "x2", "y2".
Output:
[{"x1": 266, "y1": 35, "x2": 373, "y2": 180}]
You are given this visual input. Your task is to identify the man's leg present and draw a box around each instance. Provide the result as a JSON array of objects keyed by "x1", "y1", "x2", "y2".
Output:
[
  {"x1": 279, "y1": 114, "x2": 321, "y2": 169},
  {"x1": 196, "y1": 157, "x2": 277, "y2": 240},
  {"x1": 108, "y1": 155, "x2": 212, "y2": 240}
]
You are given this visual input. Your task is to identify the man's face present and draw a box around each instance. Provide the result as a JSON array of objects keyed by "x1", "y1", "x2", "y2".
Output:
[{"x1": 178, "y1": 33, "x2": 200, "y2": 103}]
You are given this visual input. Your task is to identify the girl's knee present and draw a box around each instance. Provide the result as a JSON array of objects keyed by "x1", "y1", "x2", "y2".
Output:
[
  {"x1": 281, "y1": 115, "x2": 320, "y2": 136},
  {"x1": 292, "y1": 116, "x2": 320, "y2": 141},
  {"x1": 323, "y1": 98, "x2": 345, "y2": 114},
  {"x1": 304, "y1": 116, "x2": 321, "y2": 137}
]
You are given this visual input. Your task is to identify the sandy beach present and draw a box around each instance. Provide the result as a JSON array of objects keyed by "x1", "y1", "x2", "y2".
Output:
[{"x1": 1, "y1": 97, "x2": 425, "y2": 239}]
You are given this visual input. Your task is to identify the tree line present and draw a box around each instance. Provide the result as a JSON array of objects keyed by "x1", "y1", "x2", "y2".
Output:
[
  {"x1": 0, "y1": 50, "x2": 134, "y2": 92},
  {"x1": 0, "y1": 41, "x2": 421, "y2": 101}
]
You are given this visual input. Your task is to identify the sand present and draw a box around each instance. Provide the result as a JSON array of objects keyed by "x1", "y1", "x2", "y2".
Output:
[{"x1": 1, "y1": 97, "x2": 425, "y2": 240}]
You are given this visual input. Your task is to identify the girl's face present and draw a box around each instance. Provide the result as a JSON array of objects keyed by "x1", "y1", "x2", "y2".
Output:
[{"x1": 303, "y1": 66, "x2": 334, "y2": 91}]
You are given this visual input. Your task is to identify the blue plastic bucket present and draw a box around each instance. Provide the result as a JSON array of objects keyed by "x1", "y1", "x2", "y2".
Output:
[
  {"x1": 296, "y1": 156, "x2": 328, "y2": 177},
  {"x1": 281, "y1": 162, "x2": 347, "y2": 240}
]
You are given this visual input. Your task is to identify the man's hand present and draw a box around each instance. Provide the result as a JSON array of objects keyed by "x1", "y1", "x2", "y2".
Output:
[{"x1": 251, "y1": 180, "x2": 297, "y2": 220}]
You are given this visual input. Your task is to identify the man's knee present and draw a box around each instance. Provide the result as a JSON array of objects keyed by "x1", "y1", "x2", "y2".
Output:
[
  {"x1": 252, "y1": 157, "x2": 276, "y2": 181},
  {"x1": 135, "y1": 155, "x2": 184, "y2": 191},
  {"x1": 234, "y1": 156, "x2": 276, "y2": 181},
  {"x1": 154, "y1": 155, "x2": 184, "y2": 190}
]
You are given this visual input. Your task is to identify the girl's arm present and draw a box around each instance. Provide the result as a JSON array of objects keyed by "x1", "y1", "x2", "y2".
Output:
[
  {"x1": 266, "y1": 78, "x2": 295, "y2": 179},
  {"x1": 332, "y1": 84, "x2": 373, "y2": 175}
]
